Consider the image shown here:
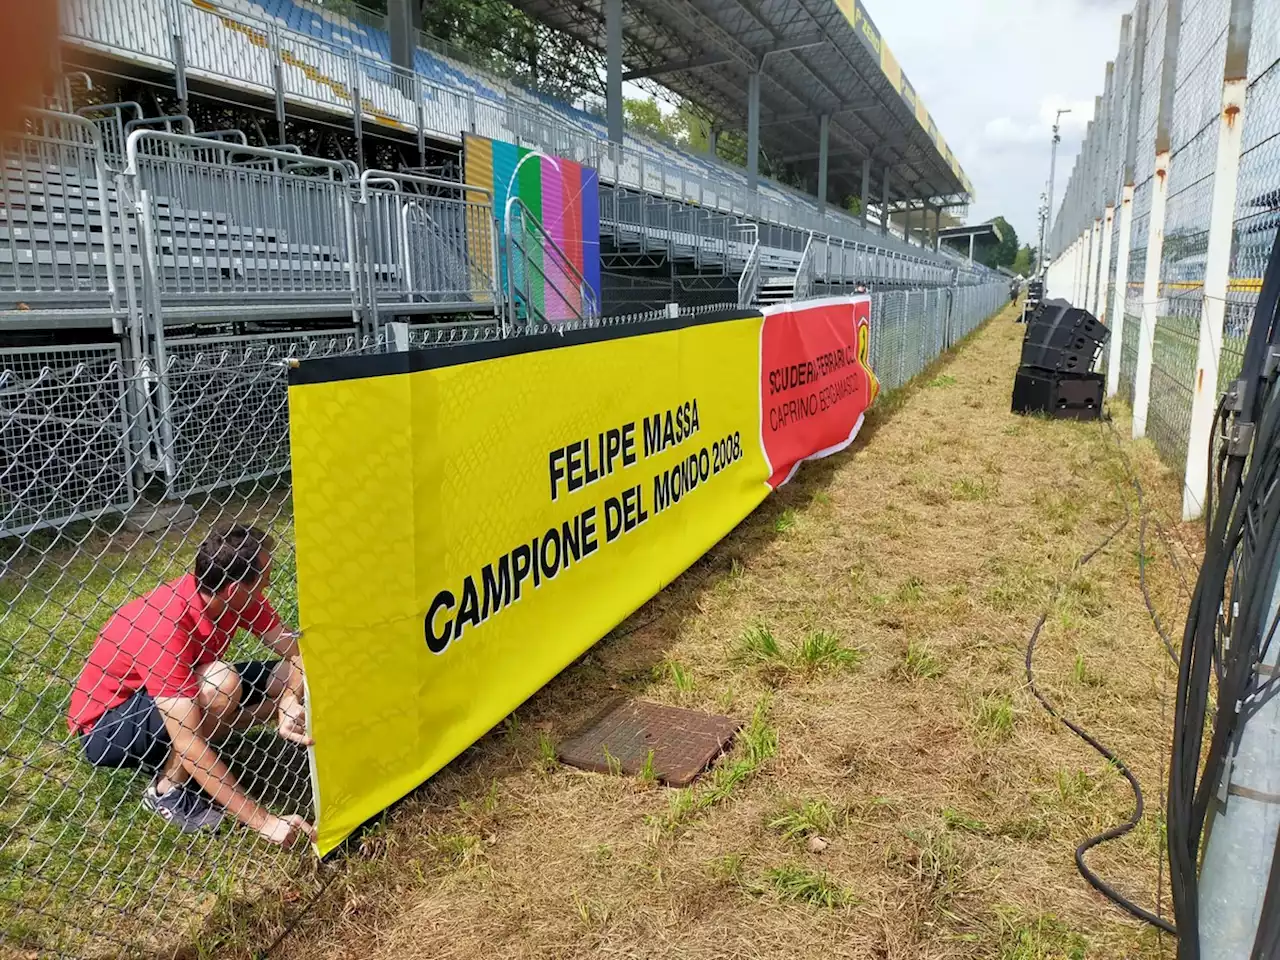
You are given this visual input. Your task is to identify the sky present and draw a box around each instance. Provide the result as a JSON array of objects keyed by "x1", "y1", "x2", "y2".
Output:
[{"x1": 866, "y1": 0, "x2": 1134, "y2": 250}]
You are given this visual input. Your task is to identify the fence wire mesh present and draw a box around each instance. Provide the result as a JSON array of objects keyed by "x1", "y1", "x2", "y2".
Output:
[
  {"x1": 1046, "y1": 0, "x2": 1280, "y2": 504},
  {"x1": 2, "y1": 195, "x2": 1008, "y2": 960}
]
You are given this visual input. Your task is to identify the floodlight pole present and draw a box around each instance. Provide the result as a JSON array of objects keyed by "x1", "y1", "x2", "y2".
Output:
[
  {"x1": 1037, "y1": 191, "x2": 1048, "y2": 275},
  {"x1": 1042, "y1": 108, "x2": 1070, "y2": 279}
]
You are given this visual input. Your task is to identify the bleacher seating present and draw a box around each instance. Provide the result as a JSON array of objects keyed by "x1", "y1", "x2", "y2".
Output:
[{"x1": 183, "y1": 0, "x2": 843, "y2": 230}]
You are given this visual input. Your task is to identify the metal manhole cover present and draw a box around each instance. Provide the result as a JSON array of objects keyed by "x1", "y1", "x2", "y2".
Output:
[{"x1": 557, "y1": 699, "x2": 742, "y2": 786}]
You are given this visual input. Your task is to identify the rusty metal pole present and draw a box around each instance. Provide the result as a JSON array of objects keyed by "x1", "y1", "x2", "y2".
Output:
[
  {"x1": 1182, "y1": 0, "x2": 1253, "y2": 522},
  {"x1": 1132, "y1": 0, "x2": 1183, "y2": 439}
]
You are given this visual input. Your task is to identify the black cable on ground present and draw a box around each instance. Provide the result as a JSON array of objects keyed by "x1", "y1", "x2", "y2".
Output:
[
  {"x1": 255, "y1": 863, "x2": 341, "y2": 959},
  {"x1": 1022, "y1": 455, "x2": 1178, "y2": 935},
  {"x1": 1101, "y1": 417, "x2": 1186, "y2": 667}
]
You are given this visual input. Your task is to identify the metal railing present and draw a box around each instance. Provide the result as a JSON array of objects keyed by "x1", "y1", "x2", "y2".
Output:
[
  {"x1": 505, "y1": 196, "x2": 600, "y2": 326},
  {"x1": 0, "y1": 110, "x2": 121, "y2": 325},
  {"x1": 1044, "y1": 0, "x2": 1279, "y2": 520},
  {"x1": 57, "y1": 0, "x2": 975, "y2": 268},
  {"x1": 737, "y1": 226, "x2": 761, "y2": 308},
  {"x1": 794, "y1": 232, "x2": 818, "y2": 302},
  {"x1": 357, "y1": 169, "x2": 500, "y2": 319}
]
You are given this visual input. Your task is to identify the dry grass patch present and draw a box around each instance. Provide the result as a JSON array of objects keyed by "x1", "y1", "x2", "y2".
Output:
[{"x1": 192, "y1": 306, "x2": 1192, "y2": 960}]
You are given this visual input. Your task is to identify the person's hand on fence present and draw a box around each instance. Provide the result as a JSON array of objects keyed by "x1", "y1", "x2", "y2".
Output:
[
  {"x1": 259, "y1": 813, "x2": 316, "y2": 848},
  {"x1": 277, "y1": 692, "x2": 312, "y2": 747}
]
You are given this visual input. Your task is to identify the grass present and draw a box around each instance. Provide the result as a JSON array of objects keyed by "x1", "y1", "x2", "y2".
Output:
[
  {"x1": 1072, "y1": 653, "x2": 1105, "y2": 687},
  {"x1": 898, "y1": 639, "x2": 946, "y2": 680},
  {"x1": 941, "y1": 807, "x2": 989, "y2": 835},
  {"x1": 973, "y1": 693, "x2": 1015, "y2": 740},
  {"x1": 735, "y1": 624, "x2": 863, "y2": 678},
  {"x1": 952, "y1": 476, "x2": 996, "y2": 502},
  {"x1": 536, "y1": 732, "x2": 558, "y2": 772},
  {"x1": 658, "y1": 658, "x2": 696, "y2": 693},
  {"x1": 996, "y1": 910, "x2": 1089, "y2": 960},
  {"x1": 4, "y1": 304, "x2": 1188, "y2": 959},
  {"x1": 735, "y1": 623, "x2": 784, "y2": 664},
  {"x1": 794, "y1": 630, "x2": 864, "y2": 672},
  {"x1": 900, "y1": 826, "x2": 965, "y2": 905},
  {"x1": 896, "y1": 576, "x2": 926, "y2": 604},
  {"x1": 774, "y1": 508, "x2": 798, "y2": 533},
  {"x1": 753, "y1": 865, "x2": 855, "y2": 908},
  {"x1": 767, "y1": 798, "x2": 840, "y2": 841}
]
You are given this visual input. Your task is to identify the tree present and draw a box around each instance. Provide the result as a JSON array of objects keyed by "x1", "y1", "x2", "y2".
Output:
[
  {"x1": 1011, "y1": 244, "x2": 1036, "y2": 277},
  {"x1": 624, "y1": 98, "x2": 675, "y2": 141},
  {"x1": 347, "y1": 0, "x2": 607, "y2": 104},
  {"x1": 977, "y1": 216, "x2": 1019, "y2": 271}
]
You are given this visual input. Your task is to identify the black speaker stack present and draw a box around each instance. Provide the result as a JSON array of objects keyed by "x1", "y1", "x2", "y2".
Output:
[
  {"x1": 1019, "y1": 279, "x2": 1044, "y2": 324},
  {"x1": 1010, "y1": 298, "x2": 1109, "y2": 420}
]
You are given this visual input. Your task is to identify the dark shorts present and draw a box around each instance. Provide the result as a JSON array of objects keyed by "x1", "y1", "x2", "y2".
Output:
[{"x1": 80, "y1": 660, "x2": 278, "y2": 770}]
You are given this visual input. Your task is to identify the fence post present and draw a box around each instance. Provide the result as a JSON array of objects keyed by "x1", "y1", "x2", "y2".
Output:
[
  {"x1": 1086, "y1": 217, "x2": 1102, "y2": 312},
  {"x1": 349, "y1": 50, "x2": 364, "y2": 169},
  {"x1": 1073, "y1": 234, "x2": 1085, "y2": 304},
  {"x1": 1096, "y1": 205, "x2": 1115, "y2": 322},
  {"x1": 1132, "y1": 0, "x2": 1183, "y2": 440},
  {"x1": 1182, "y1": 0, "x2": 1253, "y2": 520},
  {"x1": 1108, "y1": 0, "x2": 1148, "y2": 397},
  {"x1": 415, "y1": 75, "x2": 426, "y2": 167},
  {"x1": 388, "y1": 321, "x2": 411, "y2": 352},
  {"x1": 168, "y1": 0, "x2": 188, "y2": 114},
  {"x1": 1108, "y1": 187, "x2": 1134, "y2": 395},
  {"x1": 271, "y1": 25, "x2": 287, "y2": 145},
  {"x1": 136, "y1": 187, "x2": 178, "y2": 488}
]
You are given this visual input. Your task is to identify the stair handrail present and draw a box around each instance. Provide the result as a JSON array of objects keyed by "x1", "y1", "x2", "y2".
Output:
[
  {"x1": 361, "y1": 168, "x2": 501, "y2": 311},
  {"x1": 736, "y1": 223, "x2": 761, "y2": 308},
  {"x1": 794, "y1": 231, "x2": 819, "y2": 301},
  {"x1": 504, "y1": 195, "x2": 601, "y2": 327}
]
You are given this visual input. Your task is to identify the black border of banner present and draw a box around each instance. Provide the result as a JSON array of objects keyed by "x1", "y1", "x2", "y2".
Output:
[{"x1": 289, "y1": 308, "x2": 761, "y2": 386}]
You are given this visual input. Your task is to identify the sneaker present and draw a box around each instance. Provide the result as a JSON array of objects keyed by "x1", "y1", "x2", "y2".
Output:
[{"x1": 142, "y1": 779, "x2": 225, "y2": 834}]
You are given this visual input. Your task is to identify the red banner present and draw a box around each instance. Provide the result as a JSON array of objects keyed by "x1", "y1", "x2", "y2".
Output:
[{"x1": 760, "y1": 297, "x2": 879, "y2": 488}]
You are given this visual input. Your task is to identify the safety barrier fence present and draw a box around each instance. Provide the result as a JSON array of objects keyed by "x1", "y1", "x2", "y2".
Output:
[
  {"x1": 0, "y1": 282, "x2": 1007, "y2": 958},
  {"x1": 1044, "y1": 0, "x2": 1280, "y2": 520},
  {"x1": 2, "y1": 112, "x2": 979, "y2": 333}
]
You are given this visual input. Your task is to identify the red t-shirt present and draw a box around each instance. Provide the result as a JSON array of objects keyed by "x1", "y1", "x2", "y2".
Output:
[{"x1": 68, "y1": 573, "x2": 281, "y2": 733}]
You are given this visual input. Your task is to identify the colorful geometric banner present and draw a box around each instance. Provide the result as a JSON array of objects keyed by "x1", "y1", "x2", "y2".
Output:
[
  {"x1": 288, "y1": 298, "x2": 877, "y2": 855},
  {"x1": 463, "y1": 133, "x2": 601, "y2": 322}
]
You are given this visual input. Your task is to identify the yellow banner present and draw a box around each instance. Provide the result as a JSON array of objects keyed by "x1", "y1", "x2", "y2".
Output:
[{"x1": 290, "y1": 313, "x2": 772, "y2": 854}]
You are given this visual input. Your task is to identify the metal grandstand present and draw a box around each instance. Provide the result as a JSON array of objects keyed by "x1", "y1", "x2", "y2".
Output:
[
  {"x1": 511, "y1": 0, "x2": 974, "y2": 210},
  {"x1": 54, "y1": 0, "x2": 975, "y2": 257},
  {"x1": 0, "y1": 0, "x2": 1000, "y2": 340}
]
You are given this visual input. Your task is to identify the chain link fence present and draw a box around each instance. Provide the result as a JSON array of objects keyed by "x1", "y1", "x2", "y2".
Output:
[
  {"x1": 1045, "y1": 0, "x2": 1280, "y2": 518},
  {"x1": 2, "y1": 285, "x2": 1006, "y2": 957}
]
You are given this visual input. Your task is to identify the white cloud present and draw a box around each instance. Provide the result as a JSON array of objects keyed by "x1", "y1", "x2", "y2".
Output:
[{"x1": 866, "y1": 0, "x2": 1130, "y2": 245}]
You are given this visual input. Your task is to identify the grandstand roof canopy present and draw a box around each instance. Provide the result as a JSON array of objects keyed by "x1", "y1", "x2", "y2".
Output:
[
  {"x1": 938, "y1": 223, "x2": 1001, "y2": 244},
  {"x1": 504, "y1": 0, "x2": 974, "y2": 209}
]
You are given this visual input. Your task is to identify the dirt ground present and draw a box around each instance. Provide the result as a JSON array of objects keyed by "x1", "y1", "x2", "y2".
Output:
[{"x1": 215, "y1": 304, "x2": 1196, "y2": 960}]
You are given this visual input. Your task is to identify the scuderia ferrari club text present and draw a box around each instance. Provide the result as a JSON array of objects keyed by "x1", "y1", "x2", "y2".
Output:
[{"x1": 423, "y1": 399, "x2": 746, "y2": 653}]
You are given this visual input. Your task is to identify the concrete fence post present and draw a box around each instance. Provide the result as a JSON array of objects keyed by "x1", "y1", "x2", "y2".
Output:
[
  {"x1": 1182, "y1": 0, "x2": 1253, "y2": 520},
  {"x1": 1132, "y1": 0, "x2": 1183, "y2": 439},
  {"x1": 1108, "y1": 186, "x2": 1135, "y2": 395}
]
